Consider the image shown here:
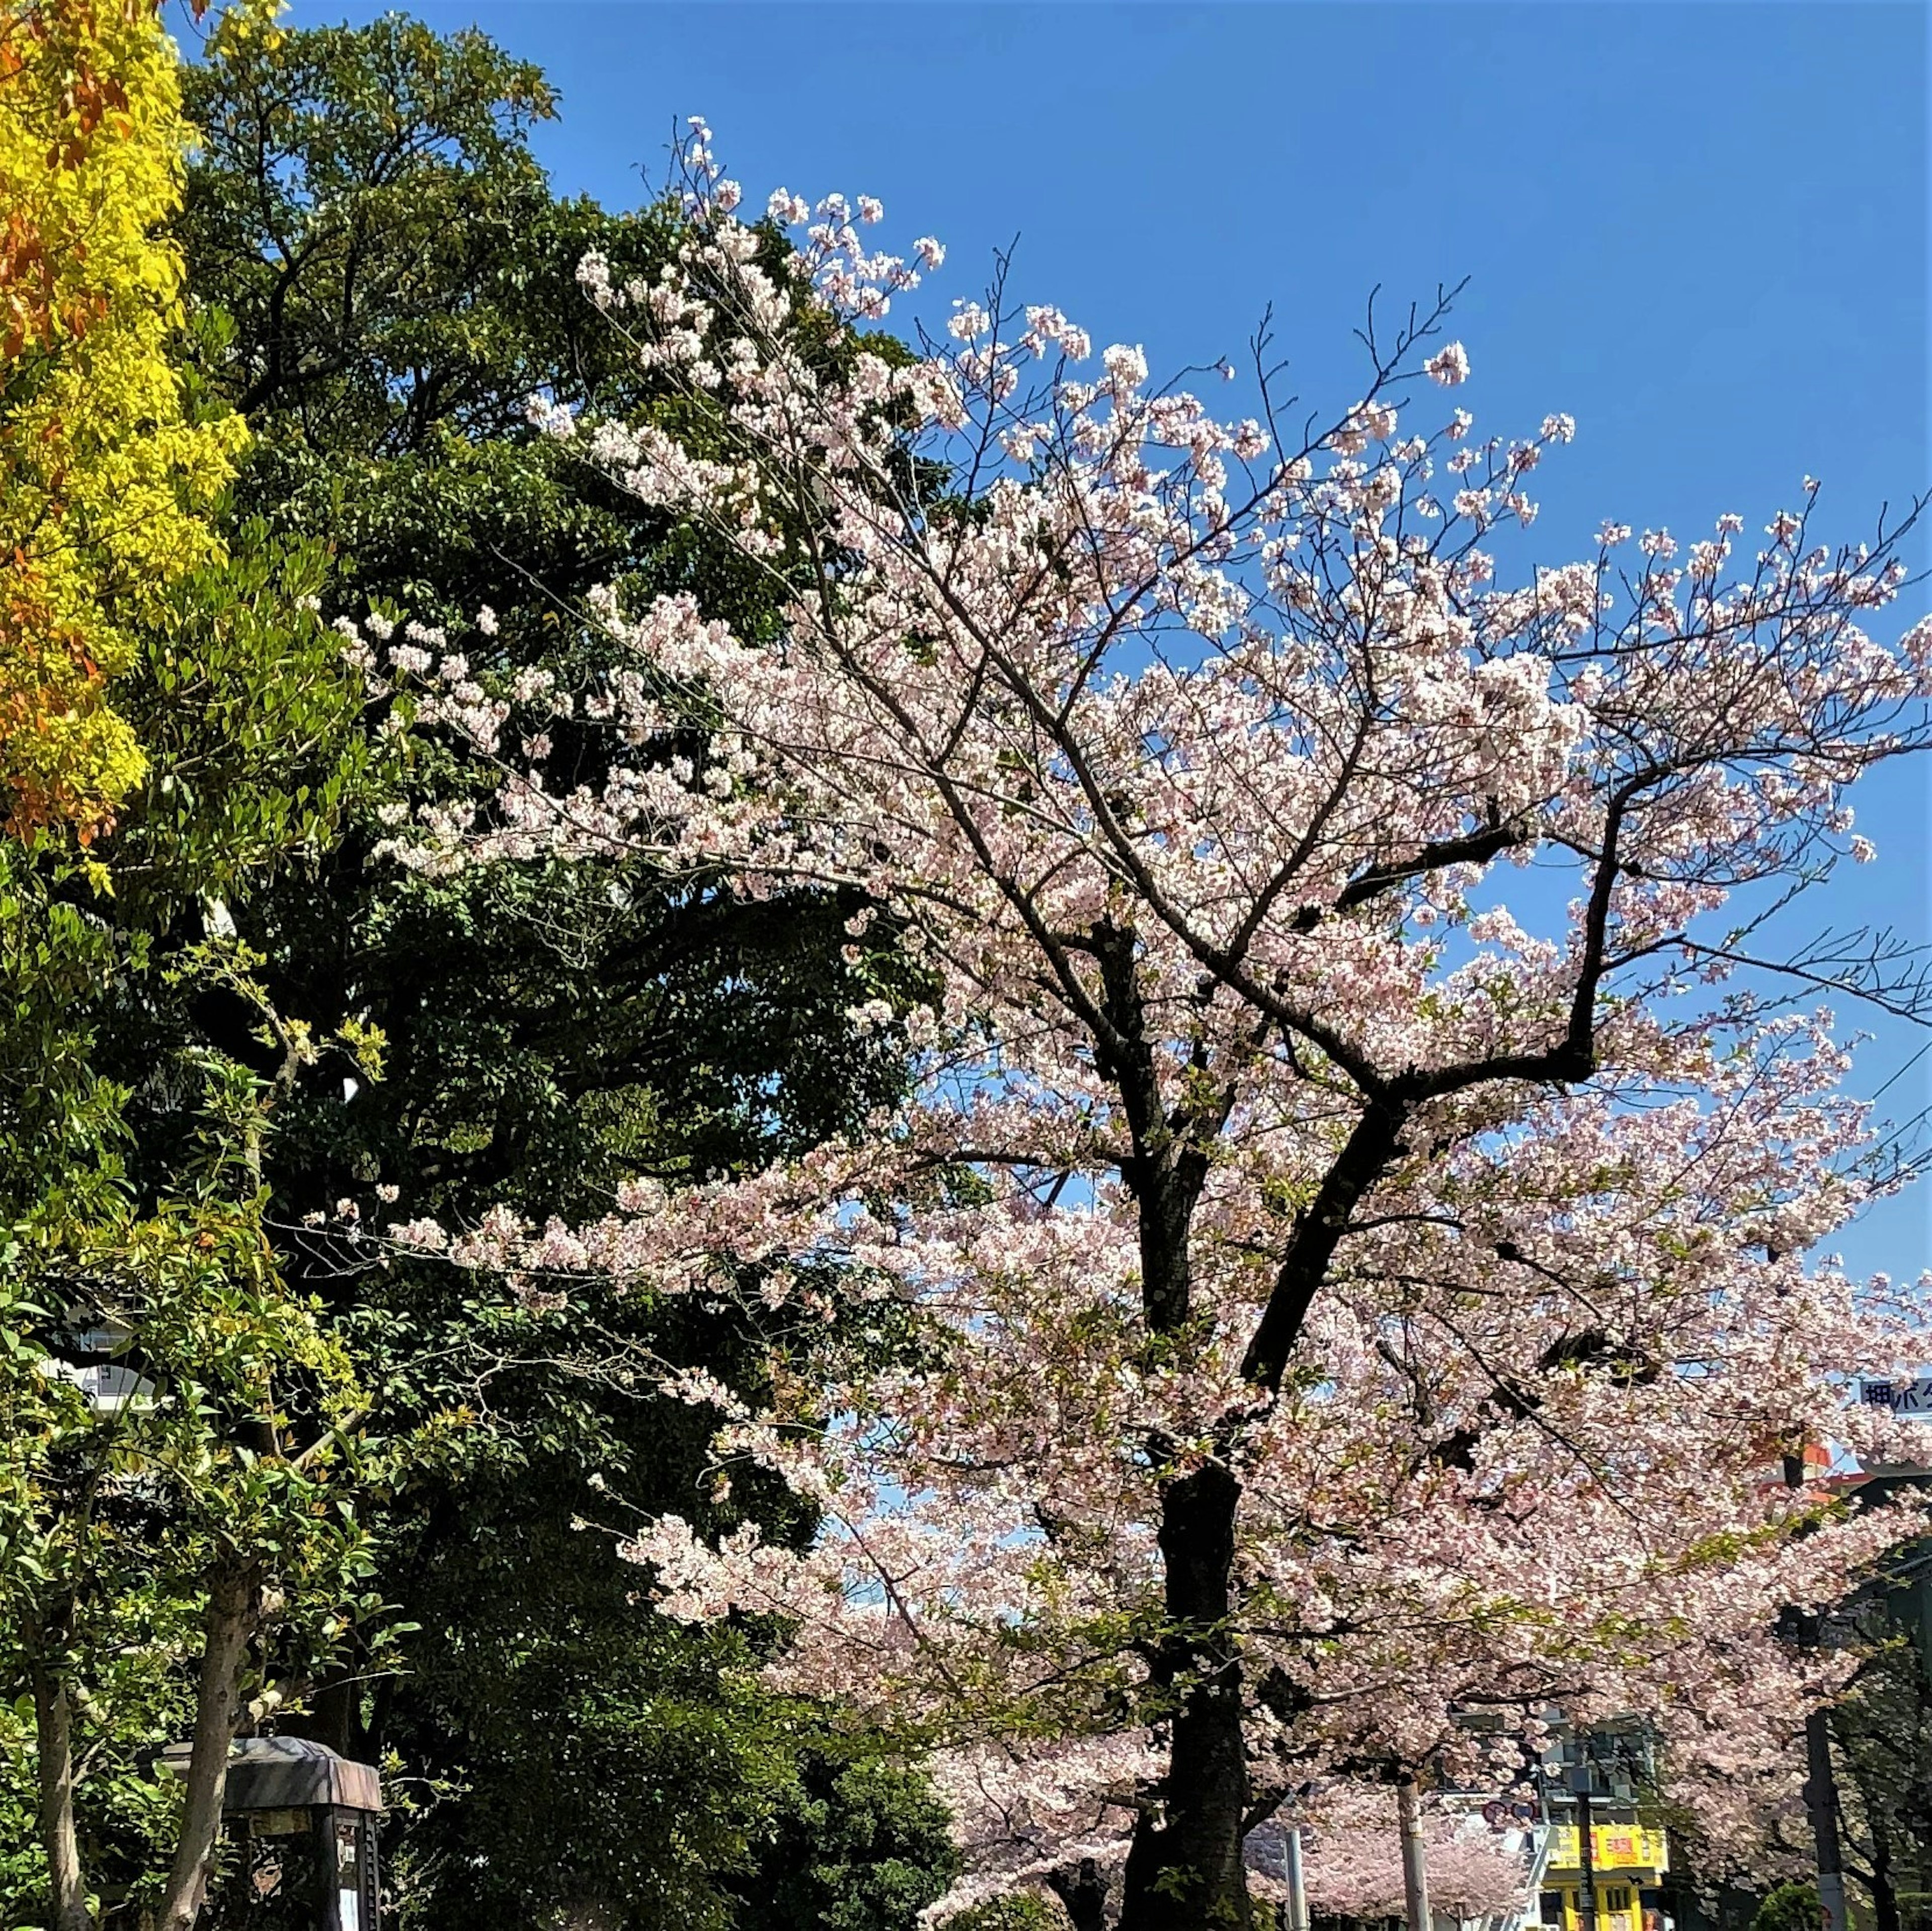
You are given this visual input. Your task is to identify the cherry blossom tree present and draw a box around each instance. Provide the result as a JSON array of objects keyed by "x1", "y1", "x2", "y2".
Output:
[
  {"x1": 920, "y1": 1736, "x2": 1157, "y2": 1924},
  {"x1": 1269, "y1": 1785, "x2": 1531, "y2": 1926},
  {"x1": 368, "y1": 131, "x2": 1932, "y2": 1930},
  {"x1": 922, "y1": 1744, "x2": 1528, "y2": 1928}
]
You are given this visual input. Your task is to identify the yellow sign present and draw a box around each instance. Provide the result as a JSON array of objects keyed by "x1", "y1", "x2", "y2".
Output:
[{"x1": 1545, "y1": 1825, "x2": 1669, "y2": 1874}]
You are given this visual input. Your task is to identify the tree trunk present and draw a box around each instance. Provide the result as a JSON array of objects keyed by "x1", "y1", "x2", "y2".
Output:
[
  {"x1": 1868, "y1": 1805, "x2": 1900, "y2": 1931},
  {"x1": 1803, "y1": 1709, "x2": 1847, "y2": 1931},
  {"x1": 1101, "y1": 939, "x2": 1252, "y2": 1929},
  {"x1": 301, "y1": 1671, "x2": 359, "y2": 1757},
  {"x1": 1118, "y1": 1460, "x2": 1250, "y2": 1931},
  {"x1": 1048, "y1": 1857, "x2": 1110, "y2": 1931},
  {"x1": 31, "y1": 1654, "x2": 94, "y2": 1931},
  {"x1": 154, "y1": 1562, "x2": 260, "y2": 1931}
]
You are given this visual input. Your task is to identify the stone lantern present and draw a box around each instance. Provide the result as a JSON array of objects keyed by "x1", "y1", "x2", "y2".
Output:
[{"x1": 163, "y1": 1737, "x2": 382, "y2": 1929}]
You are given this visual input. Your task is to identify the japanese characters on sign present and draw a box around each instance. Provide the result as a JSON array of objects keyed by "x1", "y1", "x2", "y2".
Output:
[{"x1": 1859, "y1": 1378, "x2": 1932, "y2": 1419}]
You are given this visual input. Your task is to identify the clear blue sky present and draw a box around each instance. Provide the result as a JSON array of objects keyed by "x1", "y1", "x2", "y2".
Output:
[{"x1": 286, "y1": 0, "x2": 1929, "y2": 1283}]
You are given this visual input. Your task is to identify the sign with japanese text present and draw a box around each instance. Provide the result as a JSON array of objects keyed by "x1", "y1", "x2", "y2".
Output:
[
  {"x1": 1545, "y1": 1825, "x2": 1669, "y2": 1873},
  {"x1": 1859, "y1": 1378, "x2": 1932, "y2": 1419}
]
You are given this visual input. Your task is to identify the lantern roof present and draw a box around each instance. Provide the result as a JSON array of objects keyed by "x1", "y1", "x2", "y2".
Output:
[{"x1": 160, "y1": 1735, "x2": 381, "y2": 1814}]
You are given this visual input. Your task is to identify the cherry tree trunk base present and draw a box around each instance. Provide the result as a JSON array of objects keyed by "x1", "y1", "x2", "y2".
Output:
[{"x1": 1118, "y1": 1462, "x2": 1252, "y2": 1931}]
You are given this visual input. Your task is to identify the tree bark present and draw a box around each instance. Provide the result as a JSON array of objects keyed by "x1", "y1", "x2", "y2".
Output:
[
  {"x1": 1118, "y1": 1459, "x2": 1251, "y2": 1931},
  {"x1": 154, "y1": 1562, "x2": 261, "y2": 1931},
  {"x1": 301, "y1": 1671, "x2": 359, "y2": 1758},
  {"x1": 1868, "y1": 1804, "x2": 1900, "y2": 1931},
  {"x1": 31, "y1": 1648, "x2": 94, "y2": 1931},
  {"x1": 1048, "y1": 1857, "x2": 1110, "y2": 1931},
  {"x1": 1804, "y1": 1706, "x2": 1847, "y2": 1931}
]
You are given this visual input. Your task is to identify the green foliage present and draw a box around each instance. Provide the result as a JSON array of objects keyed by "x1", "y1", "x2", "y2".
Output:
[
  {"x1": 0, "y1": 0, "x2": 965, "y2": 1906},
  {"x1": 383, "y1": 1610, "x2": 791, "y2": 1931},
  {"x1": 1751, "y1": 1884, "x2": 1822, "y2": 1931},
  {"x1": 110, "y1": 529, "x2": 375, "y2": 923},
  {"x1": 0, "y1": 844, "x2": 129, "y2": 1224},
  {"x1": 795, "y1": 1747, "x2": 955, "y2": 1925},
  {"x1": 0, "y1": 191, "x2": 384, "y2": 1921},
  {"x1": 0, "y1": 1083, "x2": 386, "y2": 1925},
  {"x1": 946, "y1": 1898, "x2": 1060, "y2": 1931},
  {"x1": 729, "y1": 1746, "x2": 961, "y2": 1931},
  {"x1": 158, "y1": 15, "x2": 961, "y2": 1929},
  {"x1": 182, "y1": 13, "x2": 558, "y2": 443}
]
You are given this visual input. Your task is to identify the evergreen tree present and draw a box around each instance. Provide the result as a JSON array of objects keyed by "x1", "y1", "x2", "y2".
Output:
[{"x1": 173, "y1": 19, "x2": 953, "y2": 1926}]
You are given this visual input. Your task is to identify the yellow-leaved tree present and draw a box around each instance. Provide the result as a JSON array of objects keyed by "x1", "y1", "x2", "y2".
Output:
[
  {"x1": 0, "y1": 0, "x2": 248, "y2": 839},
  {"x1": 0, "y1": 13, "x2": 381, "y2": 1931}
]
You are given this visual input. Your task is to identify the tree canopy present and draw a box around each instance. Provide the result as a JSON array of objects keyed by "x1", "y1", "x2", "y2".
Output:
[
  {"x1": 4, "y1": 13, "x2": 1927, "y2": 1931},
  {"x1": 0, "y1": 0, "x2": 247, "y2": 839},
  {"x1": 164, "y1": 18, "x2": 953, "y2": 1928},
  {"x1": 384, "y1": 130, "x2": 1932, "y2": 1929},
  {"x1": 1, "y1": 12, "x2": 956, "y2": 1927}
]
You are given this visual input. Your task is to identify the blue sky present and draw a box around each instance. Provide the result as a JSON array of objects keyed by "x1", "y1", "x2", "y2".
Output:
[{"x1": 286, "y1": 0, "x2": 1928, "y2": 1281}]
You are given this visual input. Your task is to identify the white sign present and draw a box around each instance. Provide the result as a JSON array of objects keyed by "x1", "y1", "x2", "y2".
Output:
[{"x1": 1858, "y1": 1377, "x2": 1932, "y2": 1419}]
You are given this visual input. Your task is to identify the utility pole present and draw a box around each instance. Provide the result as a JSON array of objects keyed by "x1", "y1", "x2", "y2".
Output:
[
  {"x1": 1783, "y1": 1447, "x2": 1849, "y2": 1931},
  {"x1": 1572, "y1": 1772, "x2": 1599, "y2": 1931},
  {"x1": 1398, "y1": 1777, "x2": 1431, "y2": 1931}
]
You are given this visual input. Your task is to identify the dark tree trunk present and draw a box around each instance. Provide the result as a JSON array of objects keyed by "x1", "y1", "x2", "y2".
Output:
[
  {"x1": 1048, "y1": 1857, "x2": 1111, "y2": 1931},
  {"x1": 1868, "y1": 1807, "x2": 1900, "y2": 1931},
  {"x1": 1803, "y1": 1708, "x2": 1846, "y2": 1931},
  {"x1": 1118, "y1": 1460, "x2": 1251, "y2": 1931},
  {"x1": 1094, "y1": 929, "x2": 1266, "y2": 1930},
  {"x1": 300, "y1": 1672, "x2": 360, "y2": 1758}
]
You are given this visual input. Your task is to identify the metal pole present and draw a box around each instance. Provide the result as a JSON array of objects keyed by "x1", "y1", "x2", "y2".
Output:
[
  {"x1": 1285, "y1": 1825, "x2": 1310, "y2": 1931},
  {"x1": 1398, "y1": 1778, "x2": 1431, "y2": 1931},
  {"x1": 1576, "y1": 1788, "x2": 1598, "y2": 1931}
]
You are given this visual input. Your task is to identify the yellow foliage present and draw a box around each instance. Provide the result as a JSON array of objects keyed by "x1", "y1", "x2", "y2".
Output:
[{"x1": 0, "y1": 0, "x2": 249, "y2": 838}]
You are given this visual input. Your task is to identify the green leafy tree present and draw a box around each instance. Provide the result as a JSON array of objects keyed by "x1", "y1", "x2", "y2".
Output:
[
  {"x1": 174, "y1": 18, "x2": 957, "y2": 1928},
  {"x1": 946, "y1": 1899, "x2": 1062, "y2": 1931},
  {"x1": 730, "y1": 1748, "x2": 962, "y2": 1931},
  {"x1": 0, "y1": 512, "x2": 385, "y2": 1928},
  {"x1": 0, "y1": 1202, "x2": 379, "y2": 1931},
  {"x1": 1751, "y1": 1884, "x2": 1823, "y2": 1931},
  {"x1": 0, "y1": 38, "x2": 389, "y2": 1865}
]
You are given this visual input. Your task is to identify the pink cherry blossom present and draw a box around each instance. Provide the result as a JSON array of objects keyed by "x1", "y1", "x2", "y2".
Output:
[{"x1": 373, "y1": 151, "x2": 1932, "y2": 1929}]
